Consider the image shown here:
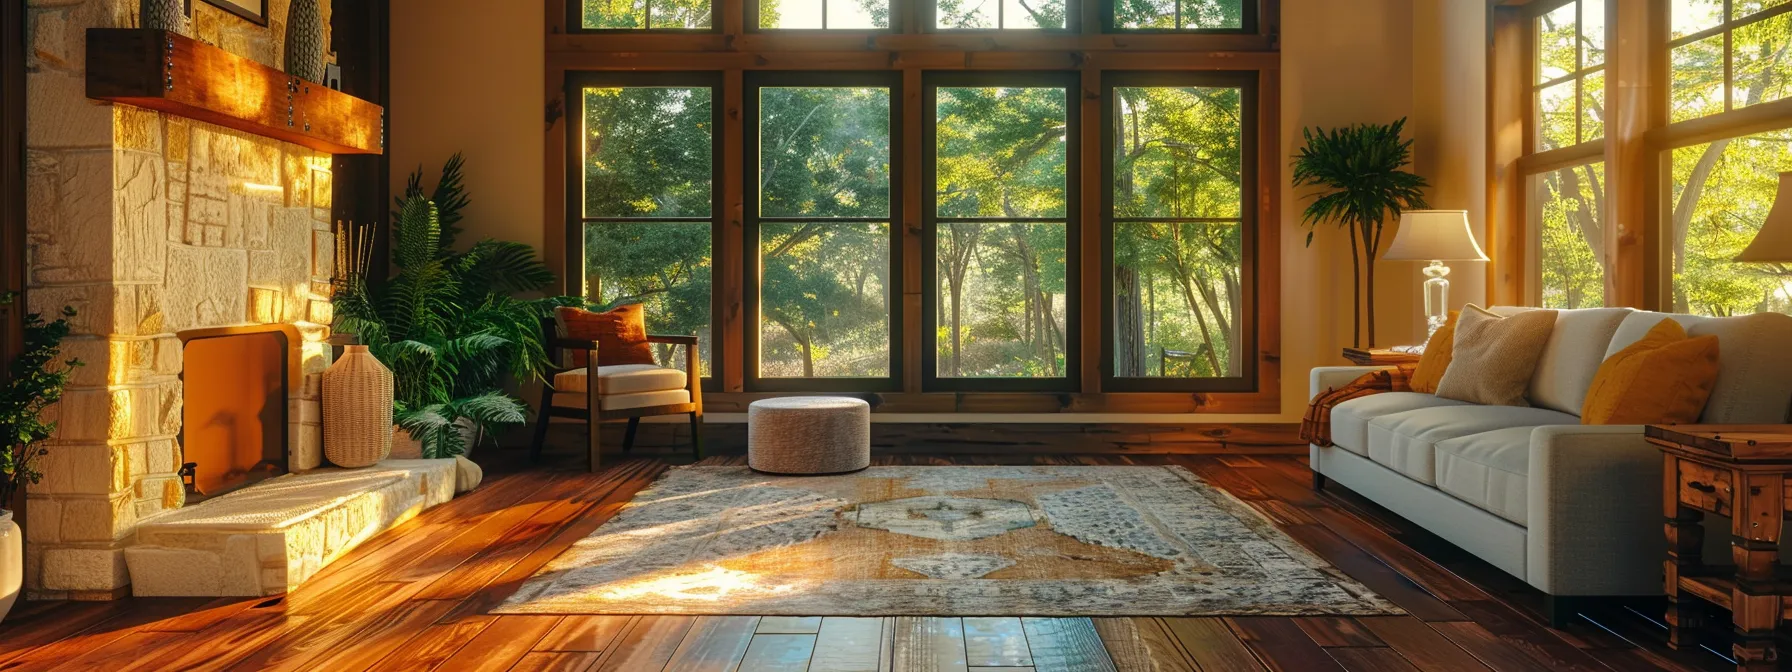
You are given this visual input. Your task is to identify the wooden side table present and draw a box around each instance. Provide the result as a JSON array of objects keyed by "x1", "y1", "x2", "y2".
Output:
[
  {"x1": 1646, "y1": 425, "x2": 1792, "y2": 671},
  {"x1": 1340, "y1": 347, "x2": 1422, "y2": 366}
]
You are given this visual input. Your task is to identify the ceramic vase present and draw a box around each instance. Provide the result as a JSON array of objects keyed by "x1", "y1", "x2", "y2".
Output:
[
  {"x1": 0, "y1": 510, "x2": 19, "y2": 624},
  {"x1": 283, "y1": 0, "x2": 326, "y2": 83},
  {"x1": 140, "y1": 0, "x2": 188, "y2": 34},
  {"x1": 322, "y1": 345, "x2": 394, "y2": 468}
]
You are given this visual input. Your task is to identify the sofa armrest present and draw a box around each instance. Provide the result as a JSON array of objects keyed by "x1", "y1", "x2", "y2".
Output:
[
  {"x1": 1309, "y1": 366, "x2": 1393, "y2": 399},
  {"x1": 1525, "y1": 425, "x2": 1663, "y2": 596}
]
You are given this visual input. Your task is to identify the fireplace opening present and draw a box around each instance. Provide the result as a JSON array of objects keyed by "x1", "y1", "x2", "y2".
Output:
[{"x1": 178, "y1": 325, "x2": 300, "y2": 501}]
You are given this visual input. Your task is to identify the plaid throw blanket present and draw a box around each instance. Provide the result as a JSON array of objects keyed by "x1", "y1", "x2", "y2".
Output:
[{"x1": 1300, "y1": 366, "x2": 1417, "y2": 447}]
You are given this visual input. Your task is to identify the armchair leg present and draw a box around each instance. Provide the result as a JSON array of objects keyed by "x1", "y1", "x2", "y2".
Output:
[
  {"x1": 587, "y1": 416, "x2": 601, "y2": 473},
  {"x1": 529, "y1": 393, "x2": 553, "y2": 463},
  {"x1": 623, "y1": 418, "x2": 640, "y2": 453},
  {"x1": 688, "y1": 411, "x2": 703, "y2": 461}
]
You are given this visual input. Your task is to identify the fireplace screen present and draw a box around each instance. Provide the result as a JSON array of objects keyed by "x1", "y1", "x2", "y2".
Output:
[{"x1": 180, "y1": 328, "x2": 292, "y2": 498}]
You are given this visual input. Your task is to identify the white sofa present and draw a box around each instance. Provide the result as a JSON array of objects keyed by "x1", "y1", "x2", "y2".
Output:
[{"x1": 1308, "y1": 308, "x2": 1792, "y2": 624}]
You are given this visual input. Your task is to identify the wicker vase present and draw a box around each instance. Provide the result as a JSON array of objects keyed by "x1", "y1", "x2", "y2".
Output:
[
  {"x1": 323, "y1": 345, "x2": 394, "y2": 468},
  {"x1": 139, "y1": 0, "x2": 188, "y2": 34},
  {"x1": 283, "y1": 0, "x2": 326, "y2": 82}
]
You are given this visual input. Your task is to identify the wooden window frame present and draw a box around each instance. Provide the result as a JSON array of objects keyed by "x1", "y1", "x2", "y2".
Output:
[
  {"x1": 1664, "y1": 0, "x2": 1792, "y2": 118},
  {"x1": 1099, "y1": 70, "x2": 1261, "y2": 393},
  {"x1": 546, "y1": 0, "x2": 1282, "y2": 415},
  {"x1": 1100, "y1": 0, "x2": 1260, "y2": 34},
  {"x1": 565, "y1": 0, "x2": 724, "y2": 33},
  {"x1": 1517, "y1": 0, "x2": 1612, "y2": 307},
  {"x1": 747, "y1": 0, "x2": 904, "y2": 31},
  {"x1": 744, "y1": 71, "x2": 906, "y2": 392},
  {"x1": 921, "y1": 70, "x2": 1082, "y2": 393},
  {"x1": 563, "y1": 71, "x2": 728, "y2": 391},
  {"x1": 924, "y1": 0, "x2": 1081, "y2": 32}
]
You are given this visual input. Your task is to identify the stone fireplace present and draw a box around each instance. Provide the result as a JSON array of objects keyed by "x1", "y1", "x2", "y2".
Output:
[
  {"x1": 22, "y1": 0, "x2": 336, "y2": 599},
  {"x1": 178, "y1": 324, "x2": 302, "y2": 500}
]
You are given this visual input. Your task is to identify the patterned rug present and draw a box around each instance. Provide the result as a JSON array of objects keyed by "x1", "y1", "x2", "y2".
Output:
[{"x1": 495, "y1": 466, "x2": 1401, "y2": 616}]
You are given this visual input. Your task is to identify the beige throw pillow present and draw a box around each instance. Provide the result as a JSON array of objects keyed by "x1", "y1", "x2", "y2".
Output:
[{"x1": 1434, "y1": 305, "x2": 1558, "y2": 407}]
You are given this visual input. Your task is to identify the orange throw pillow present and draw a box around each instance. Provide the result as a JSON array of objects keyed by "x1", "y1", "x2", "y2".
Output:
[
  {"x1": 1408, "y1": 310, "x2": 1460, "y2": 394},
  {"x1": 1580, "y1": 319, "x2": 1720, "y2": 425},
  {"x1": 555, "y1": 304, "x2": 655, "y2": 369}
]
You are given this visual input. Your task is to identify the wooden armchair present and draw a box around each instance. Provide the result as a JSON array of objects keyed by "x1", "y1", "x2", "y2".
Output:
[{"x1": 528, "y1": 318, "x2": 703, "y2": 471}]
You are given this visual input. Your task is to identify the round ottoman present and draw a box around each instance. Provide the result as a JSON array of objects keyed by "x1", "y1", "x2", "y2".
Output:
[{"x1": 747, "y1": 396, "x2": 871, "y2": 475}]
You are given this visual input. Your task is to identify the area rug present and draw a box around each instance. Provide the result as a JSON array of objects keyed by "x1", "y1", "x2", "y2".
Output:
[{"x1": 495, "y1": 466, "x2": 1401, "y2": 616}]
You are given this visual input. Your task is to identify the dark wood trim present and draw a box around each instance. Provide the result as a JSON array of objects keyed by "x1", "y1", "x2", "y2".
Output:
[
  {"x1": 2, "y1": 0, "x2": 25, "y2": 522},
  {"x1": 562, "y1": 0, "x2": 723, "y2": 34},
  {"x1": 332, "y1": 0, "x2": 391, "y2": 282},
  {"x1": 591, "y1": 421, "x2": 1306, "y2": 454},
  {"x1": 198, "y1": 0, "x2": 270, "y2": 27}
]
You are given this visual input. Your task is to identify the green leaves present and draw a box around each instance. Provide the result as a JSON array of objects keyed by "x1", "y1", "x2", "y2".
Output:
[
  {"x1": 0, "y1": 293, "x2": 82, "y2": 504},
  {"x1": 1292, "y1": 118, "x2": 1430, "y2": 245}
]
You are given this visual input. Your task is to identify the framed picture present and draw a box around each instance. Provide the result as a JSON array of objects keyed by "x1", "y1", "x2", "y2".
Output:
[{"x1": 198, "y1": 0, "x2": 268, "y2": 26}]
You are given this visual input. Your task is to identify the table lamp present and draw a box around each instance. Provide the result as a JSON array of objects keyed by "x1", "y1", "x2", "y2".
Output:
[
  {"x1": 1735, "y1": 172, "x2": 1792, "y2": 265},
  {"x1": 1381, "y1": 210, "x2": 1490, "y2": 339}
]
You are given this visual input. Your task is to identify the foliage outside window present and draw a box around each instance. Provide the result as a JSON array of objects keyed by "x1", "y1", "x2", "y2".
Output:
[
  {"x1": 1669, "y1": 0, "x2": 1792, "y2": 123},
  {"x1": 581, "y1": 86, "x2": 716, "y2": 375},
  {"x1": 1535, "y1": 0, "x2": 1605, "y2": 151},
  {"x1": 583, "y1": 0, "x2": 713, "y2": 28},
  {"x1": 1531, "y1": 162, "x2": 1606, "y2": 309},
  {"x1": 932, "y1": 85, "x2": 1071, "y2": 381},
  {"x1": 1113, "y1": 0, "x2": 1244, "y2": 31},
  {"x1": 754, "y1": 86, "x2": 895, "y2": 380},
  {"x1": 937, "y1": 0, "x2": 1066, "y2": 29},
  {"x1": 1527, "y1": 0, "x2": 1608, "y2": 308},
  {"x1": 1111, "y1": 85, "x2": 1246, "y2": 380},
  {"x1": 1668, "y1": 131, "x2": 1792, "y2": 316},
  {"x1": 761, "y1": 0, "x2": 889, "y2": 28}
]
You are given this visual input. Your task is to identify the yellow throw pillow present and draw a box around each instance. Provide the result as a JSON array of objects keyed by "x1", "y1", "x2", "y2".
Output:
[
  {"x1": 1581, "y1": 319, "x2": 1720, "y2": 425},
  {"x1": 1409, "y1": 310, "x2": 1460, "y2": 394}
]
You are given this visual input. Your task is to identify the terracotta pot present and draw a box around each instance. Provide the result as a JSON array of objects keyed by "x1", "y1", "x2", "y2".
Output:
[
  {"x1": 1, "y1": 510, "x2": 19, "y2": 624},
  {"x1": 390, "y1": 419, "x2": 477, "y2": 460},
  {"x1": 322, "y1": 345, "x2": 394, "y2": 468}
]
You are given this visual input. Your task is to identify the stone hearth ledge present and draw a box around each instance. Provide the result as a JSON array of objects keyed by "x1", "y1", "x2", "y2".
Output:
[{"x1": 123, "y1": 459, "x2": 456, "y2": 597}]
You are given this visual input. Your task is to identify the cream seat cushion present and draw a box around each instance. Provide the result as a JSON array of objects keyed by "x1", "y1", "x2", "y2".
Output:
[
  {"x1": 1433, "y1": 427, "x2": 1531, "y2": 526},
  {"x1": 1328, "y1": 392, "x2": 1472, "y2": 455},
  {"x1": 1366, "y1": 405, "x2": 1577, "y2": 486},
  {"x1": 552, "y1": 364, "x2": 690, "y2": 411}
]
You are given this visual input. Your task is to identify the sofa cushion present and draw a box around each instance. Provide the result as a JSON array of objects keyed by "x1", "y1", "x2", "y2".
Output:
[
  {"x1": 1435, "y1": 306, "x2": 1558, "y2": 407},
  {"x1": 1434, "y1": 427, "x2": 1532, "y2": 526},
  {"x1": 1527, "y1": 308, "x2": 1630, "y2": 415},
  {"x1": 1367, "y1": 405, "x2": 1577, "y2": 485},
  {"x1": 553, "y1": 388, "x2": 691, "y2": 411},
  {"x1": 1329, "y1": 392, "x2": 1472, "y2": 456},
  {"x1": 553, "y1": 364, "x2": 688, "y2": 396},
  {"x1": 1607, "y1": 311, "x2": 1792, "y2": 423}
]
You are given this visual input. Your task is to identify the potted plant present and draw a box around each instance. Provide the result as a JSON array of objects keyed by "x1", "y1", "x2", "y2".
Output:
[
  {"x1": 0, "y1": 296, "x2": 80, "y2": 622},
  {"x1": 1292, "y1": 118, "x2": 1430, "y2": 348}
]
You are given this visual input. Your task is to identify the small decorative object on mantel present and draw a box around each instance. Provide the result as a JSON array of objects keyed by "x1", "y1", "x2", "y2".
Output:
[
  {"x1": 139, "y1": 0, "x2": 189, "y2": 34},
  {"x1": 283, "y1": 0, "x2": 325, "y2": 83},
  {"x1": 322, "y1": 345, "x2": 395, "y2": 468}
]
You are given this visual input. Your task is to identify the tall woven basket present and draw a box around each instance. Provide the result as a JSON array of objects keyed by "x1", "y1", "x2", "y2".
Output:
[{"x1": 323, "y1": 345, "x2": 394, "y2": 468}]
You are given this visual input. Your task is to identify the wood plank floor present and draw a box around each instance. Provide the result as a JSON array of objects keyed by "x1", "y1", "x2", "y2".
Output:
[{"x1": 0, "y1": 451, "x2": 1740, "y2": 672}]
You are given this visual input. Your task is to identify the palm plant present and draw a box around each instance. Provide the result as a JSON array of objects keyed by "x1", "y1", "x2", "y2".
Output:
[{"x1": 1292, "y1": 118, "x2": 1430, "y2": 347}]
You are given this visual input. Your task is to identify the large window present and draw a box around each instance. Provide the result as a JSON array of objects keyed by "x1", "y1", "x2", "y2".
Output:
[
  {"x1": 1530, "y1": 162, "x2": 1606, "y2": 309},
  {"x1": 580, "y1": 0, "x2": 715, "y2": 29},
  {"x1": 1524, "y1": 0, "x2": 1608, "y2": 307},
  {"x1": 746, "y1": 75, "x2": 901, "y2": 390},
  {"x1": 936, "y1": 0, "x2": 1066, "y2": 29},
  {"x1": 574, "y1": 75, "x2": 721, "y2": 377},
  {"x1": 1534, "y1": 0, "x2": 1604, "y2": 150},
  {"x1": 758, "y1": 0, "x2": 890, "y2": 28},
  {"x1": 925, "y1": 74, "x2": 1077, "y2": 390},
  {"x1": 1103, "y1": 74, "x2": 1256, "y2": 391},
  {"x1": 1669, "y1": 132, "x2": 1792, "y2": 315},
  {"x1": 1111, "y1": 0, "x2": 1248, "y2": 31},
  {"x1": 1669, "y1": 0, "x2": 1792, "y2": 122}
]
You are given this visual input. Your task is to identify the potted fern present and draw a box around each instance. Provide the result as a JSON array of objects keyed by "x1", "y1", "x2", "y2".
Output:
[
  {"x1": 0, "y1": 296, "x2": 81, "y2": 622},
  {"x1": 1292, "y1": 118, "x2": 1430, "y2": 348}
]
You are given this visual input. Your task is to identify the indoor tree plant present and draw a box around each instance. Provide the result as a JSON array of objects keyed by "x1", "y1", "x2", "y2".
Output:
[
  {"x1": 0, "y1": 296, "x2": 80, "y2": 622},
  {"x1": 1292, "y1": 118, "x2": 1430, "y2": 348}
]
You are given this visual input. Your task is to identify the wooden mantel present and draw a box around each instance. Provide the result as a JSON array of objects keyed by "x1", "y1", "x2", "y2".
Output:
[{"x1": 86, "y1": 29, "x2": 383, "y2": 155}]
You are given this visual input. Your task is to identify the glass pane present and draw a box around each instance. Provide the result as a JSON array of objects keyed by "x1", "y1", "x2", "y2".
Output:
[
  {"x1": 1735, "y1": 0, "x2": 1791, "y2": 20},
  {"x1": 1537, "y1": 3, "x2": 1578, "y2": 84},
  {"x1": 935, "y1": 87, "x2": 1068, "y2": 218},
  {"x1": 761, "y1": 0, "x2": 889, "y2": 28},
  {"x1": 938, "y1": 0, "x2": 997, "y2": 28},
  {"x1": 1536, "y1": 80, "x2": 1577, "y2": 152},
  {"x1": 585, "y1": 222, "x2": 713, "y2": 375},
  {"x1": 650, "y1": 0, "x2": 713, "y2": 28},
  {"x1": 1114, "y1": 0, "x2": 1176, "y2": 29},
  {"x1": 1113, "y1": 0, "x2": 1242, "y2": 30},
  {"x1": 759, "y1": 87, "x2": 891, "y2": 218},
  {"x1": 1581, "y1": 0, "x2": 1606, "y2": 67},
  {"x1": 1580, "y1": 71, "x2": 1605, "y2": 143},
  {"x1": 1003, "y1": 0, "x2": 1066, "y2": 29},
  {"x1": 1181, "y1": 0, "x2": 1244, "y2": 29},
  {"x1": 1733, "y1": 12, "x2": 1792, "y2": 109},
  {"x1": 583, "y1": 87, "x2": 714, "y2": 218},
  {"x1": 759, "y1": 222, "x2": 890, "y2": 377},
  {"x1": 1113, "y1": 86, "x2": 1243, "y2": 219},
  {"x1": 1113, "y1": 221, "x2": 1244, "y2": 378},
  {"x1": 1670, "y1": 35, "x2": 1726, "y2": 122},
  {"x1": 1534, "y1": 163, "x2": 1607, "y2": 309},
  {"x1": 583, "y1": 0, "x2": 711, "y2": 28},
  {"x1": 1669, "y1": 134, "x2": 1792, "y2": 316},
  {"x1": 1671, "y1": 0, "x2": 1723, "y2": 38},
  {"x1": 936, "y1": 222, "x2": 1068, "y2": 378}
]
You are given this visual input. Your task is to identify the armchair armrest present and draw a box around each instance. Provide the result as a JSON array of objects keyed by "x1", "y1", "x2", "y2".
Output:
[
  {"x1": 1309, "y1": 366, "x2": 1394, "y2": 400},
  {"x1": 1525, "y1": 425, "x2": 1663, "y2": 596},
  {"x1": 647, "y1": 334, "x2": 699, "y2": 346},
  {"x1": 548, "y1": 337, "x2": 600, "y2": 351}
]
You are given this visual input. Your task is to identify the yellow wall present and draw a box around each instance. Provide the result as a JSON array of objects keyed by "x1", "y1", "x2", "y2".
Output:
[{"x1": 386, "y1": 0, "x2": 1487, "y2": 422}]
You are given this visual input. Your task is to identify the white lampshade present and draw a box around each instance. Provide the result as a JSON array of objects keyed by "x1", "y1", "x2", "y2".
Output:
[
  {"x1": 1735, "y1": 172, "x2": 1792, "y2": 263},
  {"x1": 1381, "y1": 210, "x2": 1490, "y2": 262}
]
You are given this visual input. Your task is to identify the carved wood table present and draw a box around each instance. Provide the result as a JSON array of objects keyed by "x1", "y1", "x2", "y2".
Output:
[{"x1": 1646, "y1": 424, "x2": 1792, "y2": 671}]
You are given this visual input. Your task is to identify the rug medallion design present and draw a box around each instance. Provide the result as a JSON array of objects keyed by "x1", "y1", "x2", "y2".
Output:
[{"x1": 496, "y1": 466, "x2": 1401, "y2": 616}]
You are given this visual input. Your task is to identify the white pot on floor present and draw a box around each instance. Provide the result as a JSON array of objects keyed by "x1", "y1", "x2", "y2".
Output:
[{"x1": 1, "y1": 510, "x2": 20, "y2": 623}]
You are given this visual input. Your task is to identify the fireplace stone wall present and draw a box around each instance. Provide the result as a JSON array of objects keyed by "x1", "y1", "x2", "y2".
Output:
[{"x1": 23, "y1": 0, "x2": 335, "y2": 598}]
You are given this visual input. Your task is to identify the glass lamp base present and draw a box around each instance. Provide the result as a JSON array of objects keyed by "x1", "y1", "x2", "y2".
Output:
[{"x1": 1423, "y1": 260, "x2": 1452, "y2": 340}]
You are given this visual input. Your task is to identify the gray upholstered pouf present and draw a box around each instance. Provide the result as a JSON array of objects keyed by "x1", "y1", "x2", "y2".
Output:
[{"x1": 747, "y1": 397, "x2": 871, "y2": 475}]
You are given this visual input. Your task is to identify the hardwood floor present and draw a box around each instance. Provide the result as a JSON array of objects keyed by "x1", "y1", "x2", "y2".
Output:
[{"x1": 0, "y1": 450, "x2": 1739, "y2": 672}]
